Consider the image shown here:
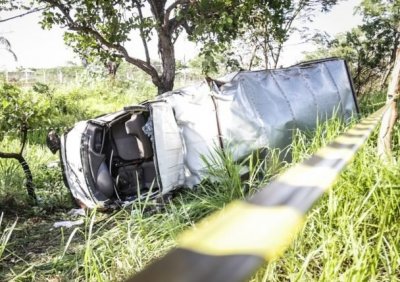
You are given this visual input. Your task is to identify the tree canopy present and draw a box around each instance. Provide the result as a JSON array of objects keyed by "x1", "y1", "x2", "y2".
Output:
[
  {"x1": 211, "y1": 0, "x2": 338, "y2": 70},
  {"x1": 306, "y1": 0, "x2": 400, "y2": 96},
  {"x1": 34, "y1": 0, "x2": 339, "y2": 94}
]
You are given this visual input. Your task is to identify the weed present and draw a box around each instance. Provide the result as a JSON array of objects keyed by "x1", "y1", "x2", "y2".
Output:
[
  {"x1": 0, "y1": 84, "x2": 399, "y2": 281},
  {"x1": 0, "y1": 213, "x2": 17, "y2": 260}
]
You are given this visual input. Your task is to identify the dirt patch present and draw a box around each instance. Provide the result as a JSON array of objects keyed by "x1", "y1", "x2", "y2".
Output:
[{"x1": 0, "y1": 207, "x2": 84, "y2": 281}]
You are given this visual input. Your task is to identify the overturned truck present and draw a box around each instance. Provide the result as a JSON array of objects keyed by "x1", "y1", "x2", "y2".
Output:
[{"x1": 58, "y1": 58, "x2": 359, "y2": 209}]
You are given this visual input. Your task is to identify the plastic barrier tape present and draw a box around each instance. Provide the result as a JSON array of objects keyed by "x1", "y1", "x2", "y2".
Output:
[{"x1": 127, "y1": 104, "x2": 389, "y2": 282}]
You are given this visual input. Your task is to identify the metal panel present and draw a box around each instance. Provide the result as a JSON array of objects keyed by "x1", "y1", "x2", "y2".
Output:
[{"x1": 155, "y1": 58, "x2": 358, "y2": 192}]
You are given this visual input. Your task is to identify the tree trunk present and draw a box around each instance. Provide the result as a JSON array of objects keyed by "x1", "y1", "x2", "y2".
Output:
[
  {"x1": 0, "y1": 151, "x2": 37, "y2": 202},
  {"x1": 106, "y1": 61, "x2": 120, "y2": 79},
  {"x1": 377, "y1": 47, "x2": 400, "y2": 162},
  {"x1": 263, "y1": 39, "x2": 269, "y2": 69},
  {"x1": 157, "y1": 29, "x2": 175, "y2": 95},
  {"x1": 380, "y1": 63, "x2": 393, "y2": 90},
  {"x1": 248, "y1": 46, "x2": 257, "y2": 70},
  {"x1": 380, "y1": 35, "x2": 400, "y2": 90}
]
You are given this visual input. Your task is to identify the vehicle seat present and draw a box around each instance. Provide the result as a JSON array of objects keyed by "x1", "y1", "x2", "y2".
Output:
[
  {"x1": 125, "y1": 114, "x2": 153, "y2": 159},
  {"x1": 111, "y1": 115, "x2": 151, "y2": 161}
]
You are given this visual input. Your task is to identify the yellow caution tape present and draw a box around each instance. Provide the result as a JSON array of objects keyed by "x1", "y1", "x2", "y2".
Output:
[
  {"x1": 178, "y1": 104, "x2": 388, "y2": 259},
  {"x1": 127, "y1": 103, "x2": 391, "y2": 282},
  {"x1": 179, "y1": 201, "x2": 304, "y2": 261}
]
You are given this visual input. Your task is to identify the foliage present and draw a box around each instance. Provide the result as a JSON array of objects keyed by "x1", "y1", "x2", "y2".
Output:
[
  {"x1": 0, "y1": 89, "x2": 399, "y2": 280},
  {"x1": 306, "y1": 0, "x2": 400, "y2": 96},
  {"x1": 0, "y1": 0, "x2": 27, "y2": 11},
  {"x1": 0, "y1": 80, "x2": 154, "y2": 207},
  {"x1": 357, "y1": 0, "x2": 400, "y2": 86},
  {"x1": 188, "y1": 53, "x2": 243, "y2": 76},
  {"x1": 0, "y1": 83, "x2": 52, "y2": 139},
  {"x1": 195, "y1": 0, "x2": 337, "y2": 71},
  {"x1": 0, "y1": 76, "x2": 398, "y2": 281},
  {"x1": 0, "y1": 83, "x2": 55, "y2": 201},
  {"x1": 37, "y1": 0, "x2": 245, "y2": 91},
  {"x1": 0, "y1": 81, "x2": 152, "y2": 139},
  {"x1": 33, "y1": 0, "x2": 341, "y2": 92},
  {"x1": 36, "y1": 0, "x2": 195, "y2": 93},
  {"x1": 251, "y1": 0, "x2": 337, "y2": 69}
]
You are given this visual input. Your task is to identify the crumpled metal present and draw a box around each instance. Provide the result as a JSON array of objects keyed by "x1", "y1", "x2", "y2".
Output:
[{"x1": 153, "y1": 58, "x2": 358, "y2": 191}]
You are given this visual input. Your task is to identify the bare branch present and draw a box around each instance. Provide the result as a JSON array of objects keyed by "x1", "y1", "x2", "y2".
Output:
[
  {"x1": 0, "y1": 36, "x2": 18, "y2": 61},
  {"x1": 135, "y1": 2, "x2": 151, "y2": 64},
  {"x1": 0, "y1": 7, "x2": 46, "y2": 23}
]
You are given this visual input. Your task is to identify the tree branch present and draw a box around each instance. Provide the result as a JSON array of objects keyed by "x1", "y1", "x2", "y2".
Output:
[
  {"x1": 148, "y1": 0, "x2": 165, "y2": 24},
  {"x1": 164, "y1": 0, "x2": 189, "y2": 26},
  {"x1": 180, "y1": 20, "x2": 194, "y2": 36},
  {"x1": 0, "y1": 126, "x2": 37, "y2": 202},
  {"x1": 0, "y1": 151, "x2": 20, "y2": 160},
  {"x1": 41, "y1": 0, "x2": 161, "y2": 85},
  {"x1": 19, "y1": 123, "x2": 27, "y2": 155},
  {"x1": 0, "y1": 7, "x2": 46, "y2": 23},
  {"x1": 378, "y1": 33, "x2": 400, "y2": 161},
  {"x1": 74, "y1": 26, "x2": 159, "y2": 80},
  {"x1": 135, "y1": 1, "x2": 151, "y2": 64},
  {"x1": 166, "y1": 1, "x2": 193, "y2": 34}
]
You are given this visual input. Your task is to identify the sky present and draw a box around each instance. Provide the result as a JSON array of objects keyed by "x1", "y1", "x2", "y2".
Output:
[{"x1": 0, "y1": 0, "x2": 362, "y2": 71}]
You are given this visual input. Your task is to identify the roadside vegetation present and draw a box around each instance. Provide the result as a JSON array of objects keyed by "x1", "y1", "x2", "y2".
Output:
[
  {"x1": 0, "y1": 0, "x2": 399, "y2": 281},
  {"x1": 0, "y1": 79, "x2": 399, "y2": 281}
]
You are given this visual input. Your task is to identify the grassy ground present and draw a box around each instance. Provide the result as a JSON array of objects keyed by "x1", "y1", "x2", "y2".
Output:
[{"x1": 0, "y1": 83, "x2": 399, "y2": 281}]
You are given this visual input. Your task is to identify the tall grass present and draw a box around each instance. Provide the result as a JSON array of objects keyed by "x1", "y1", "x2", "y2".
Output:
[
  {"x1": 8, "y1": 113, "x2": 396, "y2": 281},
  {"x1": 251, "y1": 112, "x2": 400, "y2": 281},
  {"x1": 1, "y1": 86, "x2": 399, "y2": 281},
  {"x1": 0, "y1": 213, "x2": 17, "y2": 260}
]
